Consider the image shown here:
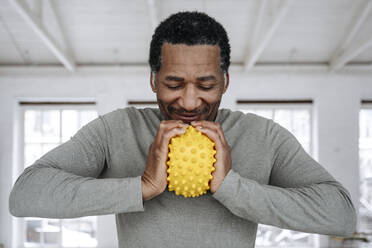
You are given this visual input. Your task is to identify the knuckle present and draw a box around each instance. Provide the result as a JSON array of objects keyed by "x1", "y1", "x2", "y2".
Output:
[
  {"x1": 162, "y1": 133, "x2": 171, "y2": 141},
  {"x1": 153, "y1": 148, "x2": 164, "y2": 161},
  {"x1": 169, "y1": 129, "x2": 184, "y2": 140},
  {"x1": 165, "y1": 131, "x2": 176, "y2": 140},
  {"x1": 159, "y1": 121, "x2": 167, "y2": 128}
]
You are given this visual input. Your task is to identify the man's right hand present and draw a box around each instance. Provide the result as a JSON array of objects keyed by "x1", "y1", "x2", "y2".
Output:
[{"x1": 141, "y1": 120, "x2": 189, "y2": 201}]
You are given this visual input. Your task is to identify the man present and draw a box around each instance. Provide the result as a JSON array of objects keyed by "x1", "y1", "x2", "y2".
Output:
[{"x1": 10, "y1": 11, "x2": 356, "y2": 247}]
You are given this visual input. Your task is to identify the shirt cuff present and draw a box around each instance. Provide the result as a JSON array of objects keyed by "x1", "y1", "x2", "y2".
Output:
[
  {"x1": 118, "y1": 176, "x2": 144, "y2": 213},
  {"x1": 212, "y1": 169, "x2": 240, "y2": 204}
]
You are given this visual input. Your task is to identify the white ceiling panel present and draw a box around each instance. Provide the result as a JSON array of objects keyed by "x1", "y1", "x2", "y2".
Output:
[
  {"x1": 354, "y1": 46, "x2": 372, "y2": 64},
  {"x1": 0, "y1": 18, "x2": 24, "y2": 63},
  {"x1": 352, "y1": 9, "x2": 372, "y2": 63},
  {"x1": 159, "y1": 0, "x2": 258, "y2": 63},
  {"x1": 55, "y1": 0, "x2": 151, "y2": 64},
  {"x1": 0, "y1": 0, "x2": 60, "y2": 64},
  {"x1": 0, "y1": 45, "x2": 24, "y2": 64},
  {"x1": 0, "y1": 0, "x2": 370, "y2": 70},
  {"x1": 258, "y1": 0, "x2": 364, "y2": 63}
]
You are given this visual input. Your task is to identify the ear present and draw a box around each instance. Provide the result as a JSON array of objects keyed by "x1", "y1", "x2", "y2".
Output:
[
  {"x1": 150, "y1": 72, "x2": 156, "y2": 93},
  {"x1": 222, "y1": 73, "x2": 229, "y2": 94}
]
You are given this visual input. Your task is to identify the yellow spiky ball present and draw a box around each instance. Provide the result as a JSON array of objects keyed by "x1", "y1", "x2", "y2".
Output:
[{"x1": 167, "y1": 126, "x2": 216, "y2": 197}]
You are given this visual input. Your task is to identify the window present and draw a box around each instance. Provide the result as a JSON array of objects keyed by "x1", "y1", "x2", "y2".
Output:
[
  {"x1": 359, "y1": 105, "x2": 372, "y2": 233},
  {"x1": 20, "y1": 103, "x2": 98, "y2": 248},
  {"x1": 127, "y1": 100, "x2": 157, "y2": 109},
  {"x1": 237, "y1": 100, "x2": 314, "y2": 247}
]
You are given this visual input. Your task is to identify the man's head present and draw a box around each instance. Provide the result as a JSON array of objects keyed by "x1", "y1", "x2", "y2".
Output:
[{"x1": 149, "y1": 11, "x2": 231, "y2": 123}]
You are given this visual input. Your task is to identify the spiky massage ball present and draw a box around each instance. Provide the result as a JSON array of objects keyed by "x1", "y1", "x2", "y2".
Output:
[{"x1": 167, "y1": 126, "x2": 216, "y2": 197}]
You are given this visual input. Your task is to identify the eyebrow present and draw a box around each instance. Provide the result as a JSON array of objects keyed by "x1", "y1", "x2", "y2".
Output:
[
  {"x1": 165, "y1": 75, "x2": 217, "y2": 82},
  {"x1": 196, "y1": 75, "x2": 216, "y2": 82},
  {"x1": 165, "y1": 75, "x2": 184, "y2": 82}
]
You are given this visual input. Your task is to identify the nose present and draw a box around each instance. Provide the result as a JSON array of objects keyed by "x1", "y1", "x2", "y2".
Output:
[{"x1": 179, "y1": 84, "x2": 202, "y2": 111}]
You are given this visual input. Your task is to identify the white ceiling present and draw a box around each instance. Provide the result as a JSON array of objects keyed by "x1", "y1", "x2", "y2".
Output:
[{"x1": 0, "y1": 0, "x2": 371, "y2": 72}]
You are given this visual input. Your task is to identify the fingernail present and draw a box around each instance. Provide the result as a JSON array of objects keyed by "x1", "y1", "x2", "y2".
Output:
[{"x1": 196, "y1": 126, "x2": 202, "y2": 130}]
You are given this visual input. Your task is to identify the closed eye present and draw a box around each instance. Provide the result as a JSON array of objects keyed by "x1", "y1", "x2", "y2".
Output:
[
  {"x1": 199, "y1": 85, "x2": 213, "y2": 90},
  {"x1": 166, "y1": 85, "x2": 181, "y2": 89}
]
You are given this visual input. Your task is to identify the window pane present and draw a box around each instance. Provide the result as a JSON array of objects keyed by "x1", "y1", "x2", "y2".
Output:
[
  {"x1": 274, "y1": 109, "x2": 292, "y2": 131},
  {"x1": 241, "y1": 109, "x2": 274, "y2": 119},
  {"x1": 62, "y1": 110, "x2": 79, "y2": 142},
  {"x1": 43, "y1": 219, "x2": 60, "y2": 245},
  {"x1": 275, "y1": 109, "x2": 311, "y2": 153},
  {"x1": 25, "y1": 110, "x2": 43, "y2": 143},
  {"x1": 291, "y1": 110, "x2": 311, "y2": 152},
  {"x1": 24, "y1": 143, "x2": 43, "y2": 168},
  {"x1": 238, "y1": 105, "x2": 313, "y2": 247},
  {"x1": 359, "y1": 109, "x2": 372, "y2": 232},
  {"x1": 80, "y1": 110, "x2": 98, "y2": 126},
  {"x1": 62, "y1": 218, "x2": 97, "y2": 247},
  {"x1": 61, "y1": 110, "x2": 98, "y2": 142},
  {"x1": 256, "y1": 225, "x2": 311, "y2": 246},
  {"x1": 42, "y1": 143, "x2": 60, "y2": 154},
  {"x1": 23, "y1": 106, "x2": 98, "y2": 248},
  {"x1": 26, "y1": 219, "x2": 42, "y2": 244},
  {"x1": 42, "y1": 110, "x2": 60, "y2": 143}
]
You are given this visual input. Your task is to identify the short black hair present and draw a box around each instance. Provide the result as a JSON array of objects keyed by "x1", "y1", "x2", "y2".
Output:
[{"x1": 149, "y1": 11, "x2": 231, "y2": 73}]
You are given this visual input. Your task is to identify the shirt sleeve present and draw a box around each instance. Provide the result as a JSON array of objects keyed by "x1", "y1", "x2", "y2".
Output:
[
  {"x1": 212, "y1": 121, "x2": 356, "y2": 237},
  {"x1": 9, "y1": 116, "x2": 144, "y2": 218}
]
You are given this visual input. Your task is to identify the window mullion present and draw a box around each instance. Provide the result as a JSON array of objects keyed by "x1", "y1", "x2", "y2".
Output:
[
  {"x1": 59, "y1": 110, "x2": 63, "y2": 145},
  {"x1": 59, "y1": 110, "x2": 63, "y2": 248},
  {"x1": 41, "y1": 219, "x2": 45, "y2": 248},
  {"x1": 59, "y1": 220, "x2": 63, "y2": 248}
]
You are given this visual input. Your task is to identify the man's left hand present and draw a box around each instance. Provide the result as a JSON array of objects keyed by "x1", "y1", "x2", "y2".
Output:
[{"x1": 191, "y1": 121, "x2": 231, "y2": 193}]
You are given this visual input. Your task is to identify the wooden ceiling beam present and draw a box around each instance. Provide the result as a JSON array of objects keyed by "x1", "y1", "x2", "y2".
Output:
[
  {"x1": 47, "y1": 0, "x2": 74, "y2": 63},
  {"x1": 243, "y1": 0, "x2": 268, "y2": 70},
  {"x1": 244, "y1": 0, "x2": 292, "y2": 71},
  {"x1": 330, "y1": 35, "x2": 372, "y2": 72},
  {"x1": 10, "y1": 0, "x2": 76, "y2": 71},
  {"x1": 329, "y1": 0, "x2": 372, "y2": 72}
]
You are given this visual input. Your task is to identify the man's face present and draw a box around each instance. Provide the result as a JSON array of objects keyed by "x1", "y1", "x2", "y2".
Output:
[{"x1": 151, "y1": 43, "x2": 229, "y2": 123}]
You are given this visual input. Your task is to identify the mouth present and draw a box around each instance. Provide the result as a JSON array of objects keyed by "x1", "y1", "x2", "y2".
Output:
[{"x1": 173, "y1": 113, "x2": 201, "y2": 123}]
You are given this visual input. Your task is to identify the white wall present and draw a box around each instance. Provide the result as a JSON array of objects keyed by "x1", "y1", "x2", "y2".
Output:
[{"x1": 1, "y1": 66, "x2": 371, "y2": 248}]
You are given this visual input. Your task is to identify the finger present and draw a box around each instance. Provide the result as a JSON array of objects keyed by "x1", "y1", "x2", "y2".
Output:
[
  {"x1": 192, "y1": 121, "x2": 225, "y2": 144},
  {"x1": 158, "y1": 120, "x2": 189, "y2": 135},
  {"x1": 191, "y1": 120, "x2": 220, "y2": 133},
  {"x1": 194, "y1": 125, "x2": 223, "y2": 151},
  {"x1": 155, "y1": 121, "x2": 188, "y2": 144},
  {"x1": 164, "y1": 119, "x2": 189, "y2": 126},
  {"x1": 160, "y1": 127, "x2": 187, "y2": 149}
]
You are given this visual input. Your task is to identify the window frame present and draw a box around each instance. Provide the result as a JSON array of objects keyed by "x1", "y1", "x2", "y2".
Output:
[
  {"x1": 127, "y1": 100, "x2": 157, "y2": 109},
  {"x1": 236, "y1": 101, "x2": 315, "y2": 248},
  {"x1": 17, "y1": 103, "x2": 98, "y2": 248},
  {"x1": 359, "y1": 103, "x2": 372, "y2": 233},
  {"x1": 236, "y1": 102, "x2": 313, "y2": 155}
]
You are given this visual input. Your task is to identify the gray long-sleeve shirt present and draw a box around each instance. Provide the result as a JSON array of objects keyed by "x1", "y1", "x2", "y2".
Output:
[{"x1": 9, "y1": 107, "x2": 356, "y2": 248}]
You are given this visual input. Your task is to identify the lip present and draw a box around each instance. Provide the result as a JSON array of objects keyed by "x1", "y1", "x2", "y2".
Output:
[{"x1": 173, "y1": 113, "x2": 201, "y2": 122}]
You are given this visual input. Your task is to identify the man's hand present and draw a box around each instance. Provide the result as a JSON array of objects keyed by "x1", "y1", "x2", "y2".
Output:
[
  {"x1": 142, "y1": 120, "x2": 189, "y2": 201},
  {"x1": 191, "y1": 121, "x2": 231, "y2": 193}
]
